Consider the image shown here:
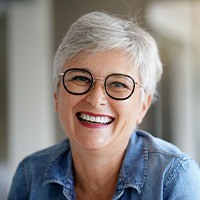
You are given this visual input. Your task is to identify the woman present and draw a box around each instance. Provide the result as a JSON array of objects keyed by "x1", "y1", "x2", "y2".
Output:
[{"x1": 8, "y1": 11, "x2": 200, "y2": 200}]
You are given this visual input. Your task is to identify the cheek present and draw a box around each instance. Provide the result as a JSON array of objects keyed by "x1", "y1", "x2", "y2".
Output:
[
  {"x1": 121, "y1": 97, "x2": 142, "y2": 127},
  {"x1": 116, "y1": 100, "x2": 139, "y2": 128},
  {"x1": 56, "y1": 92, "x2": 88, "y2": 137},
  {"x1": 56, "y1": 94, "x2": 76, "y2": 133},
  {"x1": 57, "y1": 100, "x2": 70, "y2": 132}
]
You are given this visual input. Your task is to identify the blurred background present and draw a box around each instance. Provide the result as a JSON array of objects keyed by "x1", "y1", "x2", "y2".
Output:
[{"x1": 0, "y1": 0, "x2": 200, "y2": 199}]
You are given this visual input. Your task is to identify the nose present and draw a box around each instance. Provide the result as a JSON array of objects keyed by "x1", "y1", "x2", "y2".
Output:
[{"x1": 85, "y1": 82, "x2": 107, "y2": 107}]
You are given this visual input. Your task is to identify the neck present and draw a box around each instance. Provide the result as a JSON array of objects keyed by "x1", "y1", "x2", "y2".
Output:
[{"x1": 71, "y1": 142, "x2": 128, "y2": 200}]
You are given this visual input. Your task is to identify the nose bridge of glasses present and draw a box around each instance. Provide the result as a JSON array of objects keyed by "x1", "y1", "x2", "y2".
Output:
[
  {"x1": 90, "y1": 76, "x2": 106, "y2": 101},
  {"x1": 94, "y1": 76, "x2": 105, "y2": 82},
  {"x1": 92, "y1": 76, "x2": 105, "y2": 87},
  {"x1": 90, "y1": 76, "x2": 106, "y2": 95}
]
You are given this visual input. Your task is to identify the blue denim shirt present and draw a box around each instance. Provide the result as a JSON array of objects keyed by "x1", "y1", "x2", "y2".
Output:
[{"x1": 8, "y1": 130, "x2": 200, "y2": 200}]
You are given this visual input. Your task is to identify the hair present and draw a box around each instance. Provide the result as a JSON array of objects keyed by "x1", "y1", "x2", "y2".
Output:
[{"x1": 53, "y1": 11, "x2": 163, "y2": 101}]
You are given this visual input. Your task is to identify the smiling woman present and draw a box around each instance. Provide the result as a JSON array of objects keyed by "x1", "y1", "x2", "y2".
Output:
[
  {"x1": 8, "y1": 11, "x2": 200, "y2": 200},
  {"x1": 55, "y1": 50, "x2": 145, "y2": 151}
]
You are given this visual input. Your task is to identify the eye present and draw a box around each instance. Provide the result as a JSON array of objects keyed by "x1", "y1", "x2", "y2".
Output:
[
  {"x1": 70, "y1": 76, "x2": 92, "y2": 86},
  {"x1": 109, "y1": 81, "x2": 128, "y2": 89},
  {"x1": 72, "y1": 76, "x2": 91, "y2": 82}
]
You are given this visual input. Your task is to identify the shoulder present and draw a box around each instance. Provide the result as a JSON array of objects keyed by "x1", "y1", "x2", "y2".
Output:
[
  {"x1": 16, "y1": 139, "x2": 69, "y2": 169},
  {"x1": 25, "y1": 138, "x2": 70, "y2": 162},
  {"x1": 8, "y1": 139, "x2": 71, "y2": 199},
  {"x1": 135, "y1": 130, "x2": 189, "y2": 160},
  {"x1": 30, "y1": 138, "x2": 69, "y2": 157},
  {"x1": 129, "y1": 130, "x2": 195, "y2": 178},
  {"x1": 14, "y1": 138, "x2": 70, "y2": 173},
  {"x1": 134, "y1": 130, "x2": 200, "y2": 198},
  {"x1": 21, "y1": 138, "x2": 71, "y2": 174}
]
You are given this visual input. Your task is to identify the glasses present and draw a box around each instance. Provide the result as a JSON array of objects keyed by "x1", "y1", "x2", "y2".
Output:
[{"x1": 59, "y1": 68, "x2": 144, "y2": 100}]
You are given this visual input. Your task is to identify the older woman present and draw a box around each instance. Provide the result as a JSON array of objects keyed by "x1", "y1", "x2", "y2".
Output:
[{"x1": 9, "y1": 11, "x2": 200, "y2": 200}]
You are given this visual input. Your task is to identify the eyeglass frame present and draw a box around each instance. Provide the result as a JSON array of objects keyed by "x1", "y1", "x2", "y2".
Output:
[{"x1": 58, "y1": 68, "x2": 145, "y2": 100}]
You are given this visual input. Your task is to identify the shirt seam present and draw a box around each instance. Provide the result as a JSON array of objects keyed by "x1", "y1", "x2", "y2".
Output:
[
  {"x1": 43, "y1": 146, "x2": 70, "y2": 185},
  {"x1": 163, "y1": 158, "x2": 193, "y2": 195},
  {"x1": 148, "y1": 149, "x2": 189, "y2": 160},
  {"x1": 22, "y1": 159, "x2": 30, "y2": 200}
]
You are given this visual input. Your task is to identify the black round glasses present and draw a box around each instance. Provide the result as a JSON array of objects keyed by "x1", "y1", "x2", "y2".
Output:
[{"x1": 59, "y1": 68, "x2": 144, "y2": 100}]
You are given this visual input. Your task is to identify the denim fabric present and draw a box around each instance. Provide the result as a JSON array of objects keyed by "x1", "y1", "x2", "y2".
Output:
[{"x1": 8, "y1": 130, "x2": 200, "y2": 200}]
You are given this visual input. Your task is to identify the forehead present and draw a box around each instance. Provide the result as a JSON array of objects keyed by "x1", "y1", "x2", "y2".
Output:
[{"x1": 63, "y1": 50, "x2": 137, "y2": 76}]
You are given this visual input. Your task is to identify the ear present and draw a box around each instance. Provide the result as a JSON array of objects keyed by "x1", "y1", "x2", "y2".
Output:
[
  {"x1": 136, "y1": 95, "x2": 152, "y2": 125},
  {"x1": 54, "y1": 91, "x2": 58, "y2": 113}
]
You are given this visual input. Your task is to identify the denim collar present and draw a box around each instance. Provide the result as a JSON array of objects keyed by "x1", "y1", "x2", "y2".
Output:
[
  {"x1": 43, "y1": 132, "x2": 148, "y2": 199},
  {"x1": 113, "y1": 133, "x2": 148, "y2": 198},
  {"x1": 43, "y1": 140, "x2": 76, "y2": 199}
]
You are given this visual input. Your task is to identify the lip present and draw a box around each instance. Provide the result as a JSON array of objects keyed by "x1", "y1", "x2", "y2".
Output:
[{"x1": 76, "y1": 111, "x2": 115, "y2": 128}]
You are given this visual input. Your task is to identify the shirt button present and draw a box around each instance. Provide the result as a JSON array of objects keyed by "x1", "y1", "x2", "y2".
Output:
[{"x1": 66, "y1": 184, "x2": 71, "y2": 189}]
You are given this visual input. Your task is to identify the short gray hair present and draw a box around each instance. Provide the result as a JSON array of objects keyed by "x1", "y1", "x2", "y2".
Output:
[{"x1": 53, "y1": 11, "x2": 162, "y2": 100}]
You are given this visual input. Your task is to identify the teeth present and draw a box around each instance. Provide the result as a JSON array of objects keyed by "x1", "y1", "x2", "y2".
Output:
[{"x1": 79, "y1": 113, "x2": 112, "y2": 124}]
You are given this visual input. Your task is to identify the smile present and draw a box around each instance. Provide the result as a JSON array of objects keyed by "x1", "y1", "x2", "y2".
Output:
[{"x1": 77, "y1": 112, "x2": 114, "y2": 124}]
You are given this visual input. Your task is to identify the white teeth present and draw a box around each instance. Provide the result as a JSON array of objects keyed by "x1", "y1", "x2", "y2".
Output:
[
  {"x1": 96, "y1": 116, "x2": 101, "y2": 123},
  {"x1": 79, "y1": 113, "x2": 112, "y2": 124},
  {"x1": 86, "y1": 115, "x2": 90, "y2": 121}
]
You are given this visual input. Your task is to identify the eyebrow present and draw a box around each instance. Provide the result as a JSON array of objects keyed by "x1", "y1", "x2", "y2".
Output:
[{"x1": 78, "y1": 67, "x2": 93, "y2": 74}]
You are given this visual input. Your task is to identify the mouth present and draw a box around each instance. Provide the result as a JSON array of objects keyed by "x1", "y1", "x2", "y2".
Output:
[{"x1": 77, "y1": 112, "x2": 114, "y2": 125}]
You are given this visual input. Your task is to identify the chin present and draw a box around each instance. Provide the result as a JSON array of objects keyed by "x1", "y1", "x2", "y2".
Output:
[{"x1": 72, "y1": 135, "x2": 112, "y2": 151}]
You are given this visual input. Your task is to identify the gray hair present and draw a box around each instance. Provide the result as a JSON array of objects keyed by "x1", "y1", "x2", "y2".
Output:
[{"x1": 53, "y1": 11, "x2": 162, "y2": 101}]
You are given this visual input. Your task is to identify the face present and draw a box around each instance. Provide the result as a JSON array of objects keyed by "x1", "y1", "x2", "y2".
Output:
[{"x1": 54, "y1": 50, "x2": 151, "y2": 152}]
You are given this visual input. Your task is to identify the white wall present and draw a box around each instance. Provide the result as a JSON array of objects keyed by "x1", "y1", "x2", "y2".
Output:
[
  {"x1": 146, "y1": 1, "x2": 200, "y2": 163},
  {"x1": 7, "y1": 0, "x2": 55, "y2": 177}
]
